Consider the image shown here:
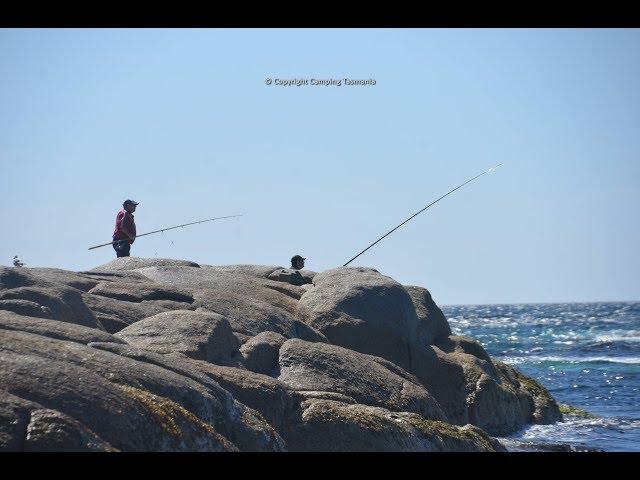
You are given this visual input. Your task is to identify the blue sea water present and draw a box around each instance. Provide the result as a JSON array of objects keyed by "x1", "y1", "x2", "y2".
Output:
[{"x1": 440, "y1": 302, "x2": 640, "y2": 452}]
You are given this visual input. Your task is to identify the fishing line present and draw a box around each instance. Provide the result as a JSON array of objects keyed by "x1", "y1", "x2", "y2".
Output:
[{"x1": 342, "y1": 165, "x2": 503, "y2": 266}]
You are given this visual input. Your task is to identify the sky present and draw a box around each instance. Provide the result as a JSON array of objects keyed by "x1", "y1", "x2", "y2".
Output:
[{"x1": 0, "y1": 28, "x2": 638, "y2": 305}]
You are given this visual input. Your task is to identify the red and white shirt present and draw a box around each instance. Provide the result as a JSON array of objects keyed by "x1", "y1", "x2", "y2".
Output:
[{"x1": 113, "y1": 209, "x2": 136, "y2": 241}]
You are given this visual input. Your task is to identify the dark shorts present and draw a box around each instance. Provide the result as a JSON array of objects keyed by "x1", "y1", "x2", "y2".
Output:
[{"x1": 112, "y1": 239, "x2": 131, "y2": 257}]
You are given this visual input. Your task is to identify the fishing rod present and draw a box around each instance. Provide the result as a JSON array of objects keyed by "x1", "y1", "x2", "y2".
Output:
[
  {"x1": 342, "y1": 165, "x2": 503, "y2": 266},
  {"x1": 88, "y1": 214, "x2": 243, "y2": 250}
]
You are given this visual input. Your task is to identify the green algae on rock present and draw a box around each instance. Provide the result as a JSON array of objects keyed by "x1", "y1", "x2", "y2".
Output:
[{"x1": 559, "y1": 403, "x2": 597, "y2": 419}]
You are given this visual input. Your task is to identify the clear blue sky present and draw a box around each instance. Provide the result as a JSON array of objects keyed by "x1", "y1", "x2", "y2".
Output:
[{"x1": 1, "y1": 28, "x2": 638, "y2": 305}]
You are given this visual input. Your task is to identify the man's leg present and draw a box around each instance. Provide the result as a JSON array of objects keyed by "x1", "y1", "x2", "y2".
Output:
[{"x1": 113, "y1": 240, "x2": 130, "y2": 258}]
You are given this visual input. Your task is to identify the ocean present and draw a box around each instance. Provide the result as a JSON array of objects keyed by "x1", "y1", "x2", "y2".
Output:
[{"x1": 441, "y1": 302, "x2": 640, "y2": 452}]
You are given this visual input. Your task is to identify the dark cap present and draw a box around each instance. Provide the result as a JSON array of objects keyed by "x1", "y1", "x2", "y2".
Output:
[
  {"x1": 291, "y1": 255, "x2": 306, "y2": 263},
  {"x1": 123, "y1": 199, "x2": 139, "y2": 207}
]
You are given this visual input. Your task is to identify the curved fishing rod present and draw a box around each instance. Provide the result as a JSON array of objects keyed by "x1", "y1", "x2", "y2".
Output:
[
  {"x1": 342, "y1": 165, "x2": 503, "y2": 266},
  {"x1": 88, "y1": 214, "x2": 243, "y2": 250}
]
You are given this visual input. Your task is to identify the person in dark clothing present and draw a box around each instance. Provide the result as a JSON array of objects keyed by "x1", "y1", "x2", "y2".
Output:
[
  {"x1": 112, "y1": 199, "x2": 139, "y2": 257},
  {"x1": 267, "y1": 255, "x2": 312, "y2": 286},
  {"x1": 291, "y1": 255, "x2": 305, "y2": 270}
]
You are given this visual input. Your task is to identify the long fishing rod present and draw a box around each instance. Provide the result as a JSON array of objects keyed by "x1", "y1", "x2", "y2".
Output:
[
  {"x1": 342, "y1": 165, "x2": 503, "y2": 266},
  {"x1": 88, "y1": 214, "x2": 243, "y2": 250}
]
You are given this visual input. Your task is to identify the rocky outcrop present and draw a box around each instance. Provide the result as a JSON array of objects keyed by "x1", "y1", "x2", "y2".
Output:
[
  {"x1": 89, "y1": 257, "x2": 201, "y2": 272},
  {"x1": 405, "y1": 285, "x2": 451, "y2": 345},
  {"x1": 283, "y1": 399, "x2": 506, "y2": 452},
  {"x1": 267, "y1": 268, "x2": 315, "y2": 286},
  {"x1": 297, "y1": 267, "x2": 561, "y2": 435},
  {"x1": 278, "y1": 339, "x2": 446, "y2": 421},
  {"x1": 0, "y1": 260, "x2": 562, "y2": 451},
  {"x1": 0, "y1": 329, "x2": 281, "y2": 451},
  {"x1": 133, "y1": 265, "x2": 325, "y2": 341},
  {"x1": 116, "y1": 310, "x2": 240, "y2": 364},
  {"x1": 0, "y1": 311, "x2": 125, "y2": 345},
  {"x1": 240, "y1": 331, "x2": 288, "y2": 375},
  {"x1": 296, "y1": 267, "x2": 420, "y2": 370},
  {"x1": 0, "y1": 285, "x2": 100, "y2": 329}
]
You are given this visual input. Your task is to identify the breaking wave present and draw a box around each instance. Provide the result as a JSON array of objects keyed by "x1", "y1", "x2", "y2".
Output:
[
  {"x1": 501, "y1": 355, "x2": 640, "y2": 365},
  {"x1": 442, "y1": 301, "x2": 640, "y2": 451}
]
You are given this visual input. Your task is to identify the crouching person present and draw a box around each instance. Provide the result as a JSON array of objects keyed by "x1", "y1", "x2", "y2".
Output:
[{"x1": 269, "y1": 255, "x2": 314, "y2": 286}]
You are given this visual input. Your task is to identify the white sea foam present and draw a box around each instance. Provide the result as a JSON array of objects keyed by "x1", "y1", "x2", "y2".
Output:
[
  {"x1": 594, "y1": 332, "x2": 640, "y2": 343},
  {"x1": 498, "y1": 415, "x2": 640, "y2": 451},
  {"x1": 501, "y1": 355, "x2": 640, "y2": 365}
]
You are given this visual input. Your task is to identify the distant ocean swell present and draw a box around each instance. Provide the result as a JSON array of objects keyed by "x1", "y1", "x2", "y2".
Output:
[{"x1": 441, "y1": 302, "x2": 640, "y2": 452}]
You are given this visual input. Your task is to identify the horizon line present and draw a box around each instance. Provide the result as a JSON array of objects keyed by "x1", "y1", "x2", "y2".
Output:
[{"x1": 440, "y1": 299, "x2": 640, "y2": 307}]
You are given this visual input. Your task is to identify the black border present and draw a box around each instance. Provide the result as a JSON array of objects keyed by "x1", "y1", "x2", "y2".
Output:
[
  {"x1": 1, "y1": 451, "x2": 638, "y2": 473},
  {"x1": 2, "y1": 6, "x2": 640, "y2": 27},
  {"x1": 1, "y1": 4, "x2": 639, "y2": 467}
]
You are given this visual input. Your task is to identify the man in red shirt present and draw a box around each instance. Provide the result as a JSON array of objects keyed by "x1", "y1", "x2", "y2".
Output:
[{"x1": 112, "y1": 199, "x2": 139, "y2": 257}]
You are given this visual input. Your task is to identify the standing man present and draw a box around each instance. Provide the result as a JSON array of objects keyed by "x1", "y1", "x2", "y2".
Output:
[{"x1": 112, "y1": 199, "x2": 139, "y2": 257}]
